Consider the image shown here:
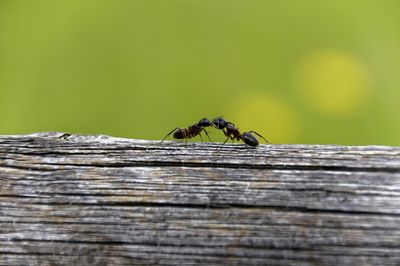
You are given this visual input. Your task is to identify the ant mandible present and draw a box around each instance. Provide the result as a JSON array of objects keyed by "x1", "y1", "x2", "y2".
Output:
[
  {"x1": 212, "y1": 117, "x2": 269, "y2": 148},
  {"x1": 161, "y1": 118, "x2": 213, "y2": 145}
]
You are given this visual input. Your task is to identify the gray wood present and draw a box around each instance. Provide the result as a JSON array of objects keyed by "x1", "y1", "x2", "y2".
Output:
[{"x1": 1, "y1": 132, "x2": 400, "y2": 265}]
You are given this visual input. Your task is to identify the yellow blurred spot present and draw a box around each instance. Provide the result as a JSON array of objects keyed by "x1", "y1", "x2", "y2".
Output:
[
  {"x1": 295, "y1": 50, "x2": 373, "y2": 115},
  {"x1": 230, "y1": 94, "x2": 300, "y2": 144}
]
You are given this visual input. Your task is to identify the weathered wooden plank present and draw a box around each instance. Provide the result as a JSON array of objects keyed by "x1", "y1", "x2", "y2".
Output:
[{"x1": 1, "y1": 132, "x2": 400, "y2": 265}]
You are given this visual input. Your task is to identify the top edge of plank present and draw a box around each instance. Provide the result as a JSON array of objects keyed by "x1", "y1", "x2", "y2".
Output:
[{"x1": 0, "y1": 131, "x2": 398, "y2": 150}]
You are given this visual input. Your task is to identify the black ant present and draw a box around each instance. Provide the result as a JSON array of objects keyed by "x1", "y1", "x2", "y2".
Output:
[
  {"x1": 212, "y1": 117, "x2": 269, "y2": 148},
  {"x1": 161, "y1": 118, "x2": 213, "y2": 145}
]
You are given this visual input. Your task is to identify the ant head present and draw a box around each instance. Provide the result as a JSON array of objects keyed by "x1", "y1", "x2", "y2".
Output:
[
  {"x1": 173, "y1": 129, "x2": 185, "y2": 139},
  {"x1": 197, "y1": 118, "x2": 213, "y2": 127},
  {"x1": 212, "y1": 117, "x2": 228, "y2": 129},
  {"x1": 241, "y1": 132, "x2": 259, "y2": 147}
]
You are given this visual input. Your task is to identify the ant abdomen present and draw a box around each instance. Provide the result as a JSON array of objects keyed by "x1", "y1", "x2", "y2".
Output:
[
  {"x1": 173, "y1": 129, "x2": 186, "y2": 139},
  {"x1": 241, "y1": 132, "x2": 259, "y2": 147}
]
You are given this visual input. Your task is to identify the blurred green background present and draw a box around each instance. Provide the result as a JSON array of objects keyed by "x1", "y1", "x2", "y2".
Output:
[{"x1": 1, "y1": 0, "x2": 399, "y2": 145}]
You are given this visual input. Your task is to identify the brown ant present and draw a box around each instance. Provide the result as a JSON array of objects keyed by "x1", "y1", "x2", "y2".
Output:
[
  {"x1": 161, "y1": 118, "x2": 213, "y2": 145},
  {"x1": 212, "y1": 117, "x2": 269, "y2": 148}
]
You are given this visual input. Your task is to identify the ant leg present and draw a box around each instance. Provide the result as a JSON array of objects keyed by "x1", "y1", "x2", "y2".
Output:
[
  {"x1": 161, "y1": 127, "x2": 179, "y2": 143},
  {"x1": 203, "y1": 129, "x2": 212, "y2": 142},
  {"x1": 199, "y1": 133, "x2": 204, "y2": 142},
  {"x1": 222, "y1": 129, "x2": 235, "y2": 144},
  {"x1": 248, "y1": 131, "x2": 270, "y2": 143},
  {"x1": 217, "y1": 137, "x2": 230, "y2": 152}
]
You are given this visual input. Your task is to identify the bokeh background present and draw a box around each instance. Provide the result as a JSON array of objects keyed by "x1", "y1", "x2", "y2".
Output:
[{"x1": 1, "y1": 0, "x2": 399, "y2": 145}]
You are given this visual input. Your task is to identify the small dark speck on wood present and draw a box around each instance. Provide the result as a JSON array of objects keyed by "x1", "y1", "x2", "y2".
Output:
[{"x1": 1, "y1": 132, "x2": 400, "y2": 266}]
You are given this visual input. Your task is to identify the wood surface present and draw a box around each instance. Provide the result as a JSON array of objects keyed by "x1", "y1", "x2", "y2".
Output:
[{"x1": 1, "y1": 132, "x2": 400, "y2": 265}]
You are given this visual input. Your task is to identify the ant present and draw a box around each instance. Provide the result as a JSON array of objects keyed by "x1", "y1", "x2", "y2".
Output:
[
  {"x1": 161, "y1": 118, "x2": 214, "y2": 145},
  {"x1": 212, "y1": 117, "x2": 269, "y2": 148}
]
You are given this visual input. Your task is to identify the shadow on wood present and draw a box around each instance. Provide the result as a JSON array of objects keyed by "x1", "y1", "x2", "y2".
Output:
[{"x1": 1, "y1": 132, "x2": 400, "y2": 265}]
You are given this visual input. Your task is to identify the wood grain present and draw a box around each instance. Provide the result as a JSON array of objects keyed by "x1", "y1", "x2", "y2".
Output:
[{"x1": 1, "y1": 132, "x2": 400, "y2": 265}]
